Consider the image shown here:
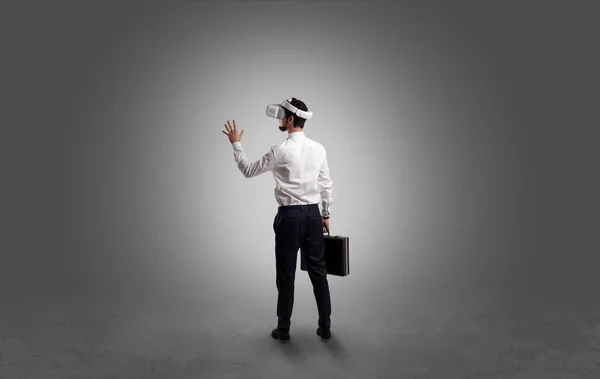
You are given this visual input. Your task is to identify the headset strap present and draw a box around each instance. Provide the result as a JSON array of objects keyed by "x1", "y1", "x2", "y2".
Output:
[{"x1": 281, "y1": 99, "x2": 313, "y2": 120}]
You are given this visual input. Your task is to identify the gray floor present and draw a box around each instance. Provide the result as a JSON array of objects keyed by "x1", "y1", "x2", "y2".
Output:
[{"x1": 2, "y1": 289, "x2": 600, "y2": 379}]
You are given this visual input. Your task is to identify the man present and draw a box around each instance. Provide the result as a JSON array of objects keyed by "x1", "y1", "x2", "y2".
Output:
[{"x1": 222, "y1": 97, "x2": 333, "y2": 343}]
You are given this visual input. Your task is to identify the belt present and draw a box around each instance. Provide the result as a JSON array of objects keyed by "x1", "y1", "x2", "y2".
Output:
[{"x1": 278, "y1": 203, "x2": 319, "y2": 212}]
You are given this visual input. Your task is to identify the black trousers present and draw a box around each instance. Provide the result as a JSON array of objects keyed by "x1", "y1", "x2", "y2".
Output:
[{"x1": 273, "y1": 203, "x2": 332, "y2": 330}]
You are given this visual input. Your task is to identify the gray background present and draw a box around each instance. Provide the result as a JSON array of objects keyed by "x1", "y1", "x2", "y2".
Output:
[{"x1": 2, "y1": 0, "x2": 599, "y2": 377}]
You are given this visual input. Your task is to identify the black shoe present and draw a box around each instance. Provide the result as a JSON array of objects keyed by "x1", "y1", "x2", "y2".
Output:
[
  {"x1": 271, "y1": 328, "x2": 290, "y2": 343},
  {"x1": 316, "y1": 327, "x2": 331, "y2": 341}
]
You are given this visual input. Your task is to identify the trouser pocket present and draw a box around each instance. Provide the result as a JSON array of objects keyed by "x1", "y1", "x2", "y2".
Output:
[{"x1": 273, "y1": 213, "x2": 279, "y2": 233}]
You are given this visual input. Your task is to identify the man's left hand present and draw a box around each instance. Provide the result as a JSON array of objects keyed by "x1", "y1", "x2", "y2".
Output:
[{"x1": 222, "y1": 120, "x2": 244, "y2": 143}]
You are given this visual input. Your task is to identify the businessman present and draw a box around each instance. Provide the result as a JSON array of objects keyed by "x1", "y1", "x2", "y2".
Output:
[{"x1": 222, "y1": 97, "x2": 333, "y2": 343}]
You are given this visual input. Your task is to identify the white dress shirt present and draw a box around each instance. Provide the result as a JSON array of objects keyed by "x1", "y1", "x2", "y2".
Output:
[{"x1": 231, "y1": 131, "x2": 333, "y2": 218}]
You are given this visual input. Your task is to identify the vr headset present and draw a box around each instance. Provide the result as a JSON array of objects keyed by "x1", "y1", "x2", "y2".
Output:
[{"x1": 266, "y1": 98, "x2": 313, "y2": 120}]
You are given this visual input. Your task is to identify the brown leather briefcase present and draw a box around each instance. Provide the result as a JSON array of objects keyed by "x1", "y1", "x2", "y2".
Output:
[{"x1": 300, "y1": 231, "x2": 349, "y2": 277}]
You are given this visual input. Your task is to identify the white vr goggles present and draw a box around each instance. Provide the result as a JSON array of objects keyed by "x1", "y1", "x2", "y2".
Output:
[{"x1": 266, "y1": 99, "x2": 313, "y2": 120}]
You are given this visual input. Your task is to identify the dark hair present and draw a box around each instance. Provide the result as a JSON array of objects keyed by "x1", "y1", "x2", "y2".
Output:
[{"x1": 283, "y1": 97, "x2": 309, "y2": 128}]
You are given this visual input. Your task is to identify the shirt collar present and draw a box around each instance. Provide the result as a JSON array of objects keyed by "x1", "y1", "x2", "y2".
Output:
[{"x1": 287, "y1": 131, "x2": 305, "y2": 139}]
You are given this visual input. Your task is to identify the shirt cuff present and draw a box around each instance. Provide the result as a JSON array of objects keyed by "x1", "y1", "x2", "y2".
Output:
[{"x1": 232, "y1": 142, "x2": 243, "y2": 150}]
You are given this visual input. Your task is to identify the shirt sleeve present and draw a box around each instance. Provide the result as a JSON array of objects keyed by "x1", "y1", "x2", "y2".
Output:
[
  {"x1": 232, "y1": 142, "x2": 278, "y2": 178},
  {"x1": 317, "y1": 154, "x2": 333, "y2": 217}
]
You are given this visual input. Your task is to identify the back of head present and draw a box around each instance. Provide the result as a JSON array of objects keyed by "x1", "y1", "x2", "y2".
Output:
[{"x1": 284, "y1": 98, "x2": 309, "y2": 128}]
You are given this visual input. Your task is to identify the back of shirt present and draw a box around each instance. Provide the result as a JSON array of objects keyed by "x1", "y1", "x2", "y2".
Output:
[{"x1": 272, "y1": 132, "x2": 333, "y2": 218}]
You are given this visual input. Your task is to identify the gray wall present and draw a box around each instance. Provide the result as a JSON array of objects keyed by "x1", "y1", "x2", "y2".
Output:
[{"x1": 2, "y1": 0, "x2": 599, "y2": 318}]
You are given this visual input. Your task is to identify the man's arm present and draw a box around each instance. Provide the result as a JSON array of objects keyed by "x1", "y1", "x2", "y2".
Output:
[
  {"x1": 232, "y1": 142, "x2": 278, "y2": 178},
  {"x1": 317, "y1": 154, "x2": 333, "y2": 218}
]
